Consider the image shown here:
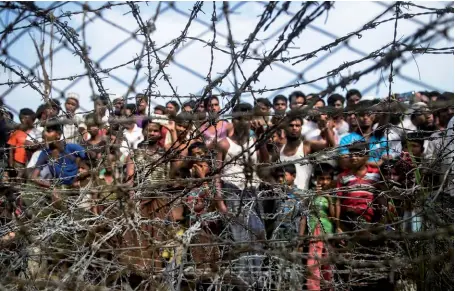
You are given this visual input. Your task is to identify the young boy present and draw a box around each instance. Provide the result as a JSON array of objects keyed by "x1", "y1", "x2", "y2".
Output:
[
  {"x1": 335, "y1": 142, "x2": 384, "y2": 232},
  {"x1": 8, "y1": 108, "x2": 35, "y2": 179},
  {"x1": 272, "y1": 164, "x2": 306, "y2": 244},
  {"x1": 301, "y1": 163, "x2": 336, "y2": 291}
]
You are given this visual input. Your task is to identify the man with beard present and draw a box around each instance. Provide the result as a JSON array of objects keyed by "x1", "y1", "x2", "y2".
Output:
[
  {"x1": 277, "y1": 112, "x2": 336, "y2": 191},
  {"x1": 339, "y1": 100, "x2": 389, "y2": 168}
]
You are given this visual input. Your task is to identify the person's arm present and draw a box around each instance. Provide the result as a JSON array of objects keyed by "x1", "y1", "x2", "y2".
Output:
[
  {"x1": 328, "y1": 194, "x2": 335, "y2": 218},
  {"x1": 31, "y1": 167, "x2": 51, "y2": 188},
  {"x1": 321, "y1": 119, "x2": 337, "y2": 148}
]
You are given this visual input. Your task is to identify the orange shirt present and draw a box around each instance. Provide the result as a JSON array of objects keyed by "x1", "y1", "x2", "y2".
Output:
[{"x1": 7, "y1": 130, "x2": 29, "y2": 164}]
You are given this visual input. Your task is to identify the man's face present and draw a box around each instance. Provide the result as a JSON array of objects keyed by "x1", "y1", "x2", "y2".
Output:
[
  {"x1": 208, "y1": 98, "x2": 221, "y2": 113},
  {"x1": 183, "y1": 105, "x2": 192, "y2": 112},
  {"x1": 190, "y1": 146, "x2": 206, "y2": 158},
  {"x1": 166, "y1": 103, "x2": 177, "y2": 115},
  {"x1": 256, "y1": 102, "x2": 270, "y2": 115},
  {"x1": 197, "y1": 102, "x2": 205, "y2": 113},
  {"x1": 95, "y1": 100, "x2": 107, "y2": 115},
  {"x1": 145, "y1": 123, "x2": 162, "y2": 141},
  {"x1": 43, "y1": 129, "x2": 61, "y2": 143},
  {"x1": 114, "y1": 100, "x2": 124, "y2": 111},
  {"x1": 286, "y1": 119, "x2": 302, "y2": 138},
  {"x1": 438, "y1": 108, "x2": 454, "y2": 126},
  {"x1": 348, "y1": 95, "x2": 361, "y2": 105},
  {"x1": 334, "y1": 100, "x2": 343, "y2": 109},
  {"x1": 273, "y1": 100, "x2": 287, "y2": 113},
  {"x1": 346, "y1": 112, "x2": 357, "y2": 128},
  {"x1": 137, "y1": 99, "x2": 147, "y2": 112},
  {"x1": 290, "y1": 96, "x2": 305, "y2": 110},
  {"x1": 65, "y1": 98, "x2": 78, "y2": 114},
  {"x1": 357, "y1": 111, "x2": 375, "y2": 129},
  {"x1": 20, "y1": 115, "x2": 34, "y2": 127}
]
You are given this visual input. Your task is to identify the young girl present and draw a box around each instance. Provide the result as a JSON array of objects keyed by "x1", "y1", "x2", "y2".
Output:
[{"x1": 301, "y1": 163, "x2": 336, "y2": 291}]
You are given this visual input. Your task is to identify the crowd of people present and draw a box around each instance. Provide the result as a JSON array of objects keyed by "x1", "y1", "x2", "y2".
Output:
[{"x1": 0, "y1": 88, "x2": 453, "y2": 289}]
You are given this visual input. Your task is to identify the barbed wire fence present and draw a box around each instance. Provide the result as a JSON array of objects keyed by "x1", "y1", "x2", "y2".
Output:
[{"x1": 0, "y1": 1, "x2": 453, "y2": 290}]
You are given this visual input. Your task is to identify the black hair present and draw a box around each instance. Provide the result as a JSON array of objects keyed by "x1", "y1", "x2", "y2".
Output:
[
  {"x1": 273, "y1": 95, "x2": 288, "y2": 105},
  {"x1": 313, "y1": 163, "x2": 335, "y2": 178},
  {"x1": 232, "y1": 102, "x2": 253, "y2": 113},
  {"x1": 428, "y1": 91, "x2": 441, "y2": 99},
  {"x1": 124, "y1": 103, "x2": 137, "y2": 114},
  {"x1": 327, "y1": 94, "x2": 345, "y2": 107},
  {"x1": 346, "y1": 89, "x2": 362, "y2": 101},
  {"x1": 174, "y1": 111, "x2": 194, "y2": 126},
  {"x1": 308, "y1": 97, "x2": 325, "y2": 107},
  {"x1": 402, "y1": 132, "x2": 425, "y2": 149},
  {"x1": 50, "y1": 98, "x2": 61, "y2": 111},
  {"x1": 136, "y1": 93, "x2": 148, "y2": 103},
  {"x1": 183, "y1": 100, "x2": 196, "y2": 109},
  {"x1": 154, "y1": 105, "x2": 166, "y2": 113},
  {"x1": 94, "y1": 94, "x2": 110, "y2": 106},
  {"x1": 355, "y1": 100, "x2": 375, "y2": 115},
  {"x1": 288, "y1": 91, "x2": 306, "y2": 104},
  {"x1": 166, "y1": 100, "x2": 180, "y2": 113},
  {"x1": 44, "y1": 121, "x2": 63, "y2": 134},
  {"x1": 287, "y1": 114, "x2": 304, "y2": 125},
  {"x1": 35, "y1": 104, "x2": 47, "y2": 119},
  {"x1": 255, "y1": 98, "x2": 272, "y2": 108},
  {"x1": 348, "y1": 142, "x2": 369, "y2": 156},
  {"x1": 306, "y1": 93, "x2": 320, "y2": 99},
  {"x1": 203, "y1": 95, "x2": 220, "y2": 111},
  {"x1": 275, "y1": 164, "x2": 296, "y2": 177},
  {"x1": 19, "y1": 108, "x2": 35, "y2": 117},
  {"x1": 188, "y1": 141, "x2": 208, "y2": 156}
]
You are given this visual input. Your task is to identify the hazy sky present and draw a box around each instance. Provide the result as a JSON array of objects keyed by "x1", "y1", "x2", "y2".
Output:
[{"x1": 0, "y1": 1, "x2": 453, "y2": 117}]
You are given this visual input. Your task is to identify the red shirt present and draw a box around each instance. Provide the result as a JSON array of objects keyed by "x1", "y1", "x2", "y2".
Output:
[{"x1": 336, "y1": 166, "x2": 380, "y2": 222}]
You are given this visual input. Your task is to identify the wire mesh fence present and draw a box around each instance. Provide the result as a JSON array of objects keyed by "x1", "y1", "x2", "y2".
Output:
[{"x1": 0, "y1": 1, "x2": 453, "y2": 290}]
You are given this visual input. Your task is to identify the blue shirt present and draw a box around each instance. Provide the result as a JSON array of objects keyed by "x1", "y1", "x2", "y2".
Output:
[
  {"x1": 36, "y1": 143, "x2": 86, "y2": 185},
  {"x1": 339, "y1": 132, "x2": 388, "y2": 163}
]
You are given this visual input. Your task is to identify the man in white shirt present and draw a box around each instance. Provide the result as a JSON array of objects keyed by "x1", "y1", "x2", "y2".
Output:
[
  {"x1": 61, "y1": 92, "x2": 84, "y2": 143},
  {"x1": 120, "y1": 104, "x2": 144, "y2": 157}
]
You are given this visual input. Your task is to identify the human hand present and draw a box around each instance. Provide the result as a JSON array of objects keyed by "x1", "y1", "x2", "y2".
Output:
[{"x1": 192, "y1": 163, "x2": 207, "y2": 179}]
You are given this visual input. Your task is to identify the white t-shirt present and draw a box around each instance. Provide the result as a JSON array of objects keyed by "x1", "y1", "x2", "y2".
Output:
[{"x1": 120, "y1": 124, "x2": 144, "y2": 156}]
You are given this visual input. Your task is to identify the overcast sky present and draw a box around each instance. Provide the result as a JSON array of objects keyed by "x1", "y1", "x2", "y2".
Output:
[{"x1": 0, "y1": 1, "x2": 453, "y2": 118}]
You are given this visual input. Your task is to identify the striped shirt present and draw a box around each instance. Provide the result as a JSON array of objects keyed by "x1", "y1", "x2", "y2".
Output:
[{"x1": 336, "y1": 166, "x2": 380, "y2": 222}]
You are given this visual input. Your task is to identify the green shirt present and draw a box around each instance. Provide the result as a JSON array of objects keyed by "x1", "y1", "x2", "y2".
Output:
[{"x1": 308, "y1": 196, "x2": 333, "y2": 234}]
